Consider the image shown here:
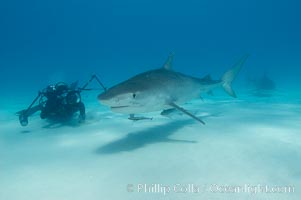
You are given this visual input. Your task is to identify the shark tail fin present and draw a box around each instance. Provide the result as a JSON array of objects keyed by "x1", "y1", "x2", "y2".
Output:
[{"x1": 221, "y1": 55, "x2": 248, "y2": 98}]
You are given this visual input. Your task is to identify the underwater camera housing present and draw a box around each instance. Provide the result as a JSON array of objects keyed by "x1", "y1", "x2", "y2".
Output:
[{"x1": 66, "y1": 91, "x2": 81, "y2": 105}]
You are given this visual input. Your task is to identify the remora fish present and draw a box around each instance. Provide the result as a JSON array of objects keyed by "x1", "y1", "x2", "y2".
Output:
[{"x1": 98, "y1": 54, "x2": 247, "y2": 124}]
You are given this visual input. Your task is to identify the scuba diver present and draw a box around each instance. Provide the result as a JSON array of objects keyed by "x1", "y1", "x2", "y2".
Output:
[{"x1": 17, "y1": 75, "x2": 106, "y2": 126}]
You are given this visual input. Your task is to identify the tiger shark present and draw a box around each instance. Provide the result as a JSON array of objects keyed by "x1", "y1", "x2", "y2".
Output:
[{"x1": 98, "y1": 54, "x2": 247, "y2": 124}]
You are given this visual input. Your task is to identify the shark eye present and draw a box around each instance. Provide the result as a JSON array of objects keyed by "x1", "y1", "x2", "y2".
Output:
[{"x1": 132, "y1": 93, "x2": 136, "y2": 98}]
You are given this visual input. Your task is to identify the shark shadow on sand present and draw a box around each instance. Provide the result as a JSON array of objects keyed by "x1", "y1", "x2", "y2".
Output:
[{"x1": 95, "y1": 119, "x2": 197, "y2": 155}]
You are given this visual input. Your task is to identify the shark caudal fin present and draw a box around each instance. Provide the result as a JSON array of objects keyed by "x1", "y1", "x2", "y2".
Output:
[{"x1": 221, "y1": 55, "x2": 248, "y2": 98}]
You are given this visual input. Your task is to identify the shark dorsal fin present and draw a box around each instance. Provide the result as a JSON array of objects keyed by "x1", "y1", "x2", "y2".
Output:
[{"x1": 162, "y1": 53, "x2": 174, "y2": 70}]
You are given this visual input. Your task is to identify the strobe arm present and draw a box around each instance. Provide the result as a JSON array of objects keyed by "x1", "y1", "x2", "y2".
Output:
[
  {"x1": 80, "y1": 74, "x2": 107, "y2": 91},
  {"x1": 16, "y1": 92, "x2": 43, "y2": 126}
]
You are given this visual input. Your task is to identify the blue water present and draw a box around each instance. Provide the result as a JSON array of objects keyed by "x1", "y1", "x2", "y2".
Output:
[
  {"x1": 0, "y1": 0, "x2": 300, "y2": 200},
  {"x1": 1, "y1": 0, "x2": 300, "y2": 92}
]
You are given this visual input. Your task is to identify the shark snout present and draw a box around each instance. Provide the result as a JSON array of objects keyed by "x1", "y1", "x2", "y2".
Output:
[
  {"x1": 98, "y1": 93, "x2": 107, "y2": 101},
  {"x1": 98, "y1": 92, "x2": 124, "y2": 107},
  {"x1": 98, "y1": 93, "x2": 107, "y2": 102},
  {"x1": 98, "y1": 93, "x2": 113, "y2": 105}
]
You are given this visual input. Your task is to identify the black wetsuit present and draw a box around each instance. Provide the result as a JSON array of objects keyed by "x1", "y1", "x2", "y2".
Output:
[{"x1": 40, "y1": 91, "x2": 85, "y2": 121}]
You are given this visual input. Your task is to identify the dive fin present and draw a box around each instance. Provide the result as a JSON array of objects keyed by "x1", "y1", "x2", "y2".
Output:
[
  {"x1": 162, "y1": 53, "x2": 174, "y2": 70},
  {"x1": 168, "y1": 102, "x2": 205, "y2": 125},
  {"x1": 221, "y1": 55, "x2": 248, "y2": 98}
]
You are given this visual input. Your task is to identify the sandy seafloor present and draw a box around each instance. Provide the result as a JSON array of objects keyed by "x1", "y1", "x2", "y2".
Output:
[{"x1": 0, "y1": 90, "x2": 300, "y2": 200}]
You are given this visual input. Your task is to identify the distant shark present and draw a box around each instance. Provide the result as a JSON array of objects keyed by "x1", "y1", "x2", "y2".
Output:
[
  {"x1": 98, "y1": 54, "x2": 248, "y2": 124},
  {"x1": 248, "y1": 73, "x2": 276, "y2": 97},
  {"x1": 250, "y1": 73, "x2": 276, "y2": 91}
]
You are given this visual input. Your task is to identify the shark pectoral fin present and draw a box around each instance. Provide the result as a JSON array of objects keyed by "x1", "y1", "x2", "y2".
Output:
[
  {"x1": 160, "y1": 108, "x2": 177, "y2": 116},
  {"x1": 168, "y1": 102, "x2": 205, "y2": 125}
]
